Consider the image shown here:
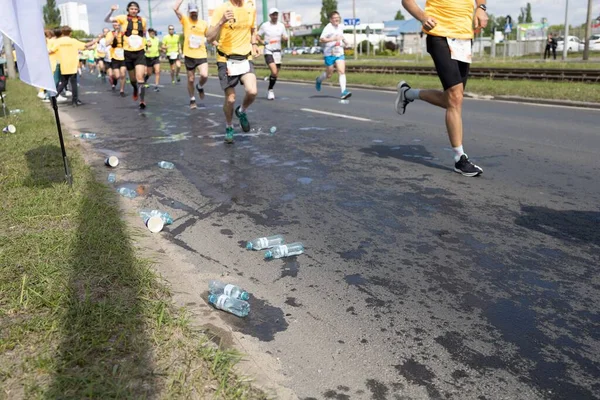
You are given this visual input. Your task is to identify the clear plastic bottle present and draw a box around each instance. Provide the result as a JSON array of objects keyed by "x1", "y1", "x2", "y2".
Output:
[
  {"x1": 117, "y1": 187, "x2": 138, "y2": 198},
  {"x1": 208, "y1": 294, "x2": 250, "y2": 317},
  {"x1": 107, "y1": 173, "x2": 116, "y2": 183},
  {"x1": 139, "y1": 209, "x2": 173, "y2": 225},
  {"x1": 209, "y1": 280, "x2": 250, "y2": 301},
  {"x1": 157, "y1": 161, "x2": 175, "y2": 169},
  {"x1": 246, "y1": 234, "x2": 285, "y2": 250},
  {"x1": 269, "y1": 126, "x2": 277, "y2": 135},
  {"x1": 265, "y1": 242, "x2": 304, "y2": 259},
  {"x1": 75, "y1": 133, "x2": 96, "y2": 139}
]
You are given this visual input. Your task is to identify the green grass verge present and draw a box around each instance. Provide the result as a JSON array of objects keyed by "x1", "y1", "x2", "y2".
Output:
[
  {"x1": 251, "y1": 67, "x2": 600, "y2": 103},
  {"x1": 0, "y1": 81, "x2": 266, "y2": 399}
]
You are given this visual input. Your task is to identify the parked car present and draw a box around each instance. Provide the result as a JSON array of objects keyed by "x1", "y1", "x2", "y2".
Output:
[
  {"x1": 556, "y1": 35, "x2": 584, "y2": 52},
  {"x1": 293, "y1": 47, "x2": 306, "y2": 55},
  {"x1": 309, "y1": 46, "x2": 323, "y2": 54},
  {"x1": 283, "y1": 48, "x2": 293, "y2": 55},
  {"x1": 588, "y1": 34, "x2": 600, "y2": 51}
]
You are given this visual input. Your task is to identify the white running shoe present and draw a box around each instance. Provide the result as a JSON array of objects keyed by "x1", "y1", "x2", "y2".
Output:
[
  {"x1": 64, "y1": 90, "x2": 72, "y2": 97},
  {"x1": 267, "y1": 90, "x2": 275, "y2": 100},
  {"x1": 56, "y1": 95, "x2": 69, "y2": 103},
  {"x1": 37, "y1": 91, "x2": 46, "y2": 99}
]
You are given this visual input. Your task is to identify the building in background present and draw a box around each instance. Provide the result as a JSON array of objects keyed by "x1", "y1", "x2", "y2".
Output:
[{"x1": 58, "y1": 2, "x2": 90, "y2": 34}]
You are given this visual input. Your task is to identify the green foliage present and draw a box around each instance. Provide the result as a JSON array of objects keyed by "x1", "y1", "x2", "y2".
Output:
[
  {"x1": 71, "y1": 30, "x2": 91, "y2": 40},
  {"x1": 518, "y1": 3, "x2": 533, "y2": 24},
  {"x1": 394, "y1": 10, "x2": 405, "y2": 20},
  {"x1": 43, "y1": 0, "x2": 61, "y2": 28},
  {"x1": 320, "y1": 0, "x2": 338, "y2": 27}
]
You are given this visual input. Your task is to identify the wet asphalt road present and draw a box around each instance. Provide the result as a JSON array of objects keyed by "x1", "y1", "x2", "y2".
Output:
[{"x1": 65, "y1": 71, "x2": 599, "y2": 400}]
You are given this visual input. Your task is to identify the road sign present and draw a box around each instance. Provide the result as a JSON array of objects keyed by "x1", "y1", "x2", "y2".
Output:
[{"x1": 343, "y1": 18, "x2": 360, "y2": 26}]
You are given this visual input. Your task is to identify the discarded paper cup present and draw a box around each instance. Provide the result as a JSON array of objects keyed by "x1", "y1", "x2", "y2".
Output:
[
  {"x1": 2, "y1": 125, "x2": 16, "y2": 134},
  {"x1": 145, "y1": 215, "x2": 164, "y2": 233},
  {"x1": 104, "y1": 155, "x2": 119, "y2": 167}
]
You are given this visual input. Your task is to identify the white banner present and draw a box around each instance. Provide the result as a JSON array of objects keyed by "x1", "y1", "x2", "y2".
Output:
[{"x1": 0, "y1": 0, "x2": 56, "y2": 95}]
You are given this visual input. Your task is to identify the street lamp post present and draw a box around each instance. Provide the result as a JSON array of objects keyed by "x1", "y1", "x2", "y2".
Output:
[
  {"x1": 583, "y1": 0, "x2": 593, "y2": 60},
  {"x1": 562, "y1": 0, "x2": 569, "y2": 60},
  {"x1": 147, "y1": 0, "x2": 153, "y2": 27},
  {"x1": 352, "y1": 0, "x2": 357, "y2": 60}
]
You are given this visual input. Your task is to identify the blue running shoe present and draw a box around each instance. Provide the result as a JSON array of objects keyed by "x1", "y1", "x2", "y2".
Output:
[{"x1": 315, "y1": 77, "x2": 322, "y2": 92}]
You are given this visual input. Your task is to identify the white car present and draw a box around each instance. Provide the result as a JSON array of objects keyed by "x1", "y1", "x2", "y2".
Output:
[
  {"x1": 587, "y1": 34, "x2": 600, "y2": 51},
  {"x1": 556, "y1": 35, "x2": 584, "y2": 52}
]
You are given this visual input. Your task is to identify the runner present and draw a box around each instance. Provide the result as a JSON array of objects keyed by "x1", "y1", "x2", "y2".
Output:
[
  {"x1": 315, "y1": 11, "x2": 351, "y2": 100},
  {"x1": 144, "y1": 28, "x2": 161, "y2": 92},
  {"x1": 396, "y1": 0, "x2": 487, "y2": 177},
  {"x1": 86, "y1": 48, "x2": 96, "y2": 74},
  {"x1": 162, "y1": 25, "x2": 182, "y2": 84},
  {"x1": 106, "y1": 21, "x2": 128, "y2": 96},
  {"x1": 257, "y1": 7, "x2": 288, "y2": 100},
  {"x1": 54, "y1": 26, "x2": 101, "y2": 106},
  {"x1": 207, "y1": 0, "x2": 259, "y2": 143},
  {"x1": 95, "y1": 28, "x2": 110, "y2": 82},
  {"x1": 105, "y1": 2, "x2": 149, "y2": 109},
  {"x1": 173, "y1": 0, "x2": 209, "y2": 109}
]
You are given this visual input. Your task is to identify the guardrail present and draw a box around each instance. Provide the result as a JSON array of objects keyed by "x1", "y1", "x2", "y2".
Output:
[{"x1": 255, "y1": 63, "x2": 600, "y2": 83}]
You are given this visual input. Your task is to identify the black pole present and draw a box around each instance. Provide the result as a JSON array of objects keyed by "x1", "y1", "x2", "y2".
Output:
[
  {"x1": 50, "y1": 96, "x2": 73, "y2": 186},
  {"x1": 0, "y1": 91, "x2": 6, "y2": 118}
]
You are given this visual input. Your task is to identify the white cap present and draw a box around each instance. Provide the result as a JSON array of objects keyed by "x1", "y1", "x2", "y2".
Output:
[
  {"x1": 268, "y1": 7, "x2": 279, "y2": 15},
  {"x1": 188, "y1": 3, "x2": 199, "y2": 12}
]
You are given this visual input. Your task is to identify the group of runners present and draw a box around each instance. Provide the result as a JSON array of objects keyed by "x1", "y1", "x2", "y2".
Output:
[{"x1": 45, "y1": 0, "x2": 488, "y2": 176}]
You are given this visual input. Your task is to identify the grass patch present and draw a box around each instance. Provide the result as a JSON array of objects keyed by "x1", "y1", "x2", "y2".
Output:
[
  {"x1": 250, "y1": 68, "x2": 600, "y2": 103},
  {"x1": 0, "y1": 81, "x2": 266, "y2": 399}
]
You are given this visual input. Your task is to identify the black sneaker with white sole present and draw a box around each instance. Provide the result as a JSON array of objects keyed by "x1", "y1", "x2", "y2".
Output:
[
  {"x1": 454, "y1": 154, "x2": 483, "y2": 177},
  {"x1": 394, "y1": 80, "x2": 413, "y2": 115}
]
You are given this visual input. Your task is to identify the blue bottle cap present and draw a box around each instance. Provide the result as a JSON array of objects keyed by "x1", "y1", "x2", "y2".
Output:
[
  {"x1": 264, "y1": 250, "x2": 273, "y2": 259},
  {"x1": 246, "y1": 242, "x2": 253, "y2": 250},
  {"x1": 240, "y1": 292, "x2": 250, "y2": 301},
  {"x1": 208, "y1": 293, "x2": 217, "y2": 304}
]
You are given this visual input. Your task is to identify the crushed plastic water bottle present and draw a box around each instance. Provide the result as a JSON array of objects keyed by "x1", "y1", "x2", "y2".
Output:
[
  {"x1": 117, "y1": 187, "x2": 138, "y2": 198},
  {"x1": 107, "y1": 173, "x2": 116, "y2": 183},
  {"x1": 265, "y1": 242, "x2": 304, "y2": 259},
  {"x1": 209, "y1": 280, "x2": 250, "y2": 301},
  {"x1": 10, "y1": 109, "x2": 23, "y2": 114},
  {"x1": 74, "y1": 132, "x2": 96, "y2": 139},
  {"x1": 208, "y1": 294, "x2": 250, "y2": 317},
  {"x1": 246, "y1": 234, "x2": 285, "y2": 250},
  {"x1": 139, "y1": 209, "x2": 173, "y2": 225},
  {"x1": 157, "y1": 161, "x2": 175, "y2": 169},
  {"x1": 269, "y1": 126, "x2": 277, "y2": 135}
]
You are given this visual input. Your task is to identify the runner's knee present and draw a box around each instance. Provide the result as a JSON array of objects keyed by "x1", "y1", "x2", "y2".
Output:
[{"x1": 445, "y1": 86, "x2": 464, "y2": 108}]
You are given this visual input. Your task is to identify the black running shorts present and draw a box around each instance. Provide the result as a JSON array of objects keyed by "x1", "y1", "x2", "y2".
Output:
[
  {"x1": 426, "y1": 35, "x2": 470, "y2": 91},
  {"x1": 264, "y1": 54, "x2": 281, "y2": 69},
  {"x1": 145, "y1": 56, "x2": 160, "y2": 67},
  {"x1": 184, "y1": 56, "x2": 207, "y2": 71},
  {"x1": 124, "y1": 50, "x2": 146, "y2": 70},
  {"x1": 168, "y1": 55, "x2": 180, "y2": 65},
  {"x1": 217, "y1": 61, "x2": 255, "y2": 90},
  {"x1": 111, "y1": 59, "x2": 126, "y2": 70}
]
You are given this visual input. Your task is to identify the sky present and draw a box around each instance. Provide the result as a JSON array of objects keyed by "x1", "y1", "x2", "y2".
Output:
[{"x1": 67, "y1": 0, "x2": 597, "y2": 36}]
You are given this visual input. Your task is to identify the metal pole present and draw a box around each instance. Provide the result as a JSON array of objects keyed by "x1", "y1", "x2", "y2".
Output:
[
  {"x1": 3, "y1": 35, "x2": 17, "y2": 79},
  {"x1": 352, "y1": 0, "x2": 357, "y2": 60},
  {"x1": 147, "y1": 0, "x2": 153, "y2": 27},
  {"x1": 583, "y1": 0, "x2": 593, "y2": 60},
  {"x1": 562, "y1": 0, "x2": 569, "y2": 60},
  {"x1": 51, "y1": 96, "x2": 73, "y2": 186},
  {"x1": 262, "y1": 0, "x2": 268, "y2": 24}
]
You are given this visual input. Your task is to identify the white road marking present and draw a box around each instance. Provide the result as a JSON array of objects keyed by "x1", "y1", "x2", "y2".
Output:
[
  {"x1": 205, "y1": 93, "x2": 225, "y2": 98},
  {"x1": 205, "y1": 118, "x2": 220, "y2": 128},
  {"x1": 301, "y1": 108, "x2": 374, "y2": 122}
]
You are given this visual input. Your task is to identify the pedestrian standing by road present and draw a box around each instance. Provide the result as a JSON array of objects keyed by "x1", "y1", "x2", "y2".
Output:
[
  {"x1": 162, "y1": 25, "x2": 182, "y2": 84},
  {"x1": 55, "y1": 26, "x2": 101, "y2": 106},
  {"x1": 395, "y1": 0, "x2": 487, "y2": 177},
  {"x1": 173, "y1": 0, "x2": 209, "y2": 109},
  {"x1": 257, "y1": 7, "x2": 288, "y2": 100},
  {"x1": 105, "y1": 2, "x2": 149, "y2": 109},
  {"x1": 207, "y1": 0, "x2": 259, "y2": 144},
  {"x1": 144, "y1": 28, "x2": 161, "y2": 91},
  {"x1": 544, "y1": 34, "x2": 557, "y2": 60},
  {"x1": 315, "y1": 11, "x2": 352, "y2": 100}
]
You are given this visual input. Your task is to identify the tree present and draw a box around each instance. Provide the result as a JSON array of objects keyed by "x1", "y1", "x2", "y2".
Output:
[
  {"x1": 320, "y1": 0, "x2": 338, "y2": 27},
  {"x1": 518, "y1": 3, "x2": 533, "y2": 24},
  {"x1": 394, "y1": 10, "x2": 405, "y2": 20},
  {"x1": 71, "y1": 30, "x2": 91, "y2": 40},
  {"x1": 43, "y1": 0, "x2": 61, "y2": 28}
]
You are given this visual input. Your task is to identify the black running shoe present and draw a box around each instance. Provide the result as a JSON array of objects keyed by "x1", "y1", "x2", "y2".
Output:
[
  {"x1": 120, "y1": 91, "x2": 126, "y2": 98},
  {"x1": 72, "y1": 100, "x2": 84, "y2": 107},
  {"x1": 394, "y1": 81, "x2": 413, "y2": 115},
  {"x1": 454, "y1": 154, "x2": 483, "y2": 177},
  {"x1": 139, "y1": 102, "x2": 146, "y2": 110},
  {"x1": 235, "y1": 106, "x2": 250, "y2": 132}
]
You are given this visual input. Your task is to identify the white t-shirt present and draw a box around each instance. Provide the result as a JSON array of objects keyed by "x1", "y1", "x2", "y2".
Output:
[
  {"x1": 320, "y1": 23, "x2": 345, "y2": 57},
  {"x1": 258, "y1": 22, "x2": 287, "y2": 54}
]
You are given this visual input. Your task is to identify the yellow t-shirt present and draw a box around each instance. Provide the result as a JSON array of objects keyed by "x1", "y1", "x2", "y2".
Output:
[
  {"x1": 55, "y1": 36, "x2": 86, "y2": 75},
  {"x1": 210, "y1": 1, "x2": 256, "y2": 63},
  {"x1": 106, "y1": 31, "x2": 125, "y2": 61},
  {"x1": 115, "y1": 14, "x2": 147, "y2": 51},
  {"x1": 423, "y1": 0, "x2": 474, "y2": 39},
  {"x1": 47, "y1": 37, "x2": 59, "y2": 72},
  {"x1": 180, "y1": 16, "x2": 208, "y2": 59}
]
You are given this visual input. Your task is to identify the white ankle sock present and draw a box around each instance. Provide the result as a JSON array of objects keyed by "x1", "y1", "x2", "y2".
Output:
[
  {"x1": 339, "y1": 74, "x2": 347, "y2": 92},
  {"x1": 239, "y1": 106, "x2": 246, "y2": 113},
  {"x1": 406, "y1": 89, "x2": 421, "y2": 101},
  {"x1": 190, "y1": 96, "x2": 195, "y2": 101},
  {"x1": 453, "y1": 145, "x2": 465, "y2": 162}
]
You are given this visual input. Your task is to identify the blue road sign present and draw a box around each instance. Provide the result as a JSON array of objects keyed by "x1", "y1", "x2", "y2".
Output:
[{"x1": 343, "y1": 18, "x2": 360, "y2": 26}]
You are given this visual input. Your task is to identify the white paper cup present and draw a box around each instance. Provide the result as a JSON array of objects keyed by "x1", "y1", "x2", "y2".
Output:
[
  {"x1": 145, "y1": 215, "x2": 164, "y2": 233},
  {"x1": 2, "y1": 125, "x2": 16, "y2": 134},
  {"x1": 105, "y1": 156, "x2": 119, "y2": 167}
]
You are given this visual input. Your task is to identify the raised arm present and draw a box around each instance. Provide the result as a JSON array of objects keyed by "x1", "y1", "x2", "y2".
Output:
[
  {"x1": 401, "y1": 0, "x2": 436, "y2": 31},
  {"x1": 173, "y1": 0, "x2": 184, "y2": 20},
  {"x1": 104, "y1": 4, "x2": 119, "y2": 23}
]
